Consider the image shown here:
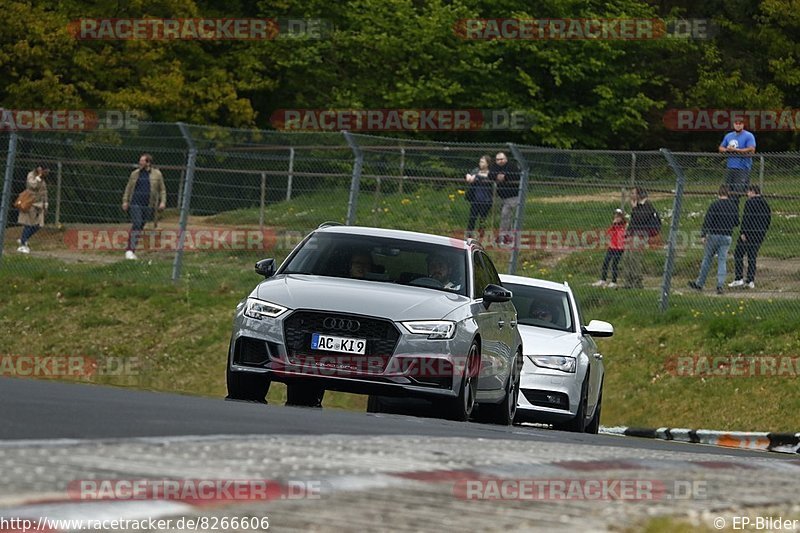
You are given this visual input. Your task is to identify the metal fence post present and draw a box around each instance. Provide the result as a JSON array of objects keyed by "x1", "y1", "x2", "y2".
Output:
[
  {"x1": 286, "y1": 147, "x2": 294, "y2": 201},
  {"x1": 507, "y1": 143, "x2": 530, "y2": 275},
  {"x1": 172, "y1": 123, "x2": 197, "y2": 282},
  {"x1": 0, "y1": 133, "x2": 19, "y2": 262},
  {"x1": 758, "y1": 155, "x2": 765, "y2": 192},
  {"x1": 399, "y1": 147, "x2": 405, "y2": 195},
  {"x1": 659, "y1": 148, "x2": 687, "y2": 312},
  {"x1": 55, "y1": 161, "x2": 62, "y2": 227},
  {"x1": 259, "y1": 171, "x2": 266, "y2": 230},
  {"x1": 343, "y1": 131, "x2": 363, "y2": 225},
  {"x1": 630, "y1": 152, "x2": 637, "y2": 188}
]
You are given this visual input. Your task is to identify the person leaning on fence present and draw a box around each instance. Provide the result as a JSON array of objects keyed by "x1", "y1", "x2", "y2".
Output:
[
  {"x1": 729, "y1": 185, "x2": 771, "y2": 290},
  {"x1": 16, "y1": 164, "x2": 49, "y2": 254},
  {"x1": 489, "y1": 151, "x2": 520, "y2": 245},
  {"x1": 592, "y1": 208, "x2": 627, "y2": 289},
  {"x1": 719, "y1": 118, "x2": 756, "y2": 204},
  {"x1": 464, "y1": 154, "x2": 493, "y2": 236},
  {"x1": 688, "y1": 185, "x2": 740, "y2": 295},
  {"x1": 621, "y1": 188, "x2": 660, "y2": 289},
  {"x1": 121, "y1": 153, "x2": 166, "y2": 260}
]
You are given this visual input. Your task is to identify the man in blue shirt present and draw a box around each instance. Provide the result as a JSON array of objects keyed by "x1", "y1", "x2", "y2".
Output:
[{"x1": 719, "y1": 118, "x2": 756, "y2": 204}]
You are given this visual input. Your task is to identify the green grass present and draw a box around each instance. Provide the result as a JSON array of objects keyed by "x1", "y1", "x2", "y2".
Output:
[{"x1": 2, "y1": 185, "x2": 799, "y2": 431}]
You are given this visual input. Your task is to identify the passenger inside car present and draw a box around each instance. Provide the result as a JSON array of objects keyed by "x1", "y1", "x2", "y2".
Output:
[{"x1": 528, "y1": 301, "x2": 561, "y2": 327}]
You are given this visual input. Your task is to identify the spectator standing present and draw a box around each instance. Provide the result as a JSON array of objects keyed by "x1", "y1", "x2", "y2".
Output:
[
  {"x1": 592, "y1": 208, "x2": 627, "y2": 288},
  {"x1": 16, "y1": 164, "x2": 49, "y2": 254},
  {"x1": 719, "y1": 119, "x2": 756, "y2": 204},
  {"x1": 729, "y1": 185, "x2": 771, "y2": 289},
  {"x1": 489, "y1": 152, "x2": 520, "y2": 245},
  {"x1": 689, "y1": 185, "x2": 740, "y2": 294},
  {"x1": 122, "y1": 154, "x2": 166, "y2": 260},
  {"x1": 464, "y1": 155, "x2": 493, "y2": 236},
  {"x1": 622, "y1": 188, "x2": 660, "y2": 288}
]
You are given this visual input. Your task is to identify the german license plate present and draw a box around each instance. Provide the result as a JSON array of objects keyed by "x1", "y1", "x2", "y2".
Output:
[{"x1": 310, "y1": 333, "x2": 366, "y2": 355}]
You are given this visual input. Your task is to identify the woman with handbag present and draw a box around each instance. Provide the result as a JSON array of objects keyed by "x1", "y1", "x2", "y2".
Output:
[
  {"x1": 464, "y1": 154, "x2": 493, "y2": 236},
  {"x1": 16, "y1": 164, "x2": 49, "y2": 254}
]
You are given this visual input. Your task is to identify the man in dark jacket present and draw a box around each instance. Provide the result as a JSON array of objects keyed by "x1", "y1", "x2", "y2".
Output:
[
  {"x1": 689, "y1": 185, "x2": 739, "y2": 294},
  {"x1": 622, "y1": 187, "x2": 660, "y2": 288},
  {"x1": 489, "y1": 152, "x2": 520, "y2": 245},
  {"x1": 728, "y1": 185, "x2": 771, "y2": 289}
]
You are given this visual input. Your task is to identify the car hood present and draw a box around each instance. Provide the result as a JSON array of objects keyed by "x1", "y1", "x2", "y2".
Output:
[
  {"x1": 518, "y1": 325, "x2": 580, "y2": 356},
  {"x1": 255, "y1": 274, "x2": 469, "y2": 321}
]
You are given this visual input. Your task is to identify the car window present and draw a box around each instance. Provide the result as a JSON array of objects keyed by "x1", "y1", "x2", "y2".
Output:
[
  {"x1": 481, "y1": 252, "x2": 502, "y2": 285},
  {"x1": 503, "y1": 283, "x2": 574, "y2": 332},
  {"x1": 472, "y1": 251, "x2": 493, "y2": 298},
  {"x1": 280, "y1": 232, "x2": 468, "y2": 296}
]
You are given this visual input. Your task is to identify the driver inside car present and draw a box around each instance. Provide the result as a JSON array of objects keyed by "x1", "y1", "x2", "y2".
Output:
[
  {"x1": 426, "y1": 253, "x2": 461, "y2": 290},
  {"x1": 529, "y1": 301, "x2": 557, "y2": 325}
]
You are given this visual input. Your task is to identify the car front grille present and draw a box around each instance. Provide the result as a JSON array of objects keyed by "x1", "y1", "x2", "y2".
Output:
[{"x1": 283, "y1": 310, "x2": 400, "y2": 373}]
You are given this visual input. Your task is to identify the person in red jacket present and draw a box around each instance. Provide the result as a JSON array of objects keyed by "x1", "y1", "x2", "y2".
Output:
[{"x1": 592, "y1": 208, "x2": 627, "y2": 288}]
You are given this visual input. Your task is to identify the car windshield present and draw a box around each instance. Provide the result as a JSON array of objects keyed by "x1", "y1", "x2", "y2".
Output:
[
  {"x1": 281, "y1": 232, "x2": 468, "y2": 296},
  {"x1": 504, "y1": 283, "x2": 573, "y2": 332}
]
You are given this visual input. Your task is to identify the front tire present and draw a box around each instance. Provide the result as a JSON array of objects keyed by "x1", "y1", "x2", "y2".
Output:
[
  {"x1": 585, "y1": 382, "x2": 603, "y2": 434},
  {"x1": 555, "y1": 378, "x2": 588, "y2": 433},
  {"x1": 226, "y1": 368, "x2": 270, "y2": 403},
  {"x1": 476, "y1": 351, "x2": 521, "y2": 426},
  {"x1": 442, "y1": 341, "x2": 480, "y2": 421}
]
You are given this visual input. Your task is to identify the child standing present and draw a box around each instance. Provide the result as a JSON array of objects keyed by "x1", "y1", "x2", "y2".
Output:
[{"x1": 592, "y1": 208, "x2": 627, "y2": 288}]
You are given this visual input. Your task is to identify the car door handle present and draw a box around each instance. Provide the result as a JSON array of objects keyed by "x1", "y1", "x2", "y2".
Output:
[
  {"x1": 593, "y1": 353, "x2": 603, "y2": 361},
  {"x1": 497, "y1": 320, "x2": 505, "y2": 329},
  {"x1": 510, "y1": 320, "x2": 517, "y2": 328}
]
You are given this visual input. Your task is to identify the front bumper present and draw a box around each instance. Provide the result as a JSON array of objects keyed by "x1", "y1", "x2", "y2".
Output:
[
  {"x1": 228, "y1": 309, "x2": 474, "y2": 400},
  {"x1": 515, "y1": 360, "x2": 582, "y2": 423}
]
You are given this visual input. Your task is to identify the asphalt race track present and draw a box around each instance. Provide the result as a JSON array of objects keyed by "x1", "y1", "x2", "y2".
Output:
[{"x1": 2, "y1": 377, "x2": 799, "y2": 532}]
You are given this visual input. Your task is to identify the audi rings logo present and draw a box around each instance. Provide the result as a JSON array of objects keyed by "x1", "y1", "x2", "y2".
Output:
[{"x1": 322, "y1": 317, "x2": 361, "y2": 332}]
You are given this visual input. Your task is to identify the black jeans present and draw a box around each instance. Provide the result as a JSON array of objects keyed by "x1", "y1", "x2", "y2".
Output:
[
  {"x1": 733, "y1": 237, "x2": 763, "y2": 283},
  {"x1": 601, "y1": 249, "x2": 624, "y2": 283},
  {"x1": 127, "y1": 205, "x2": 154, "y2": 252},
  {"x1": 725, "y1": 168, "x2": 751, "y2": 204},
  {"x1": 467, "y1": 202, "x2": 491, "y2": 232}
]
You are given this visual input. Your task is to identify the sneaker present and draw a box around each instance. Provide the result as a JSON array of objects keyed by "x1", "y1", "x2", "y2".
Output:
[
  {"x1": 16, "y1": 245, "x2": 30, "y2": 254},
  {"x1": 591, "y1": 280, "x2": 606, "y2": 287},
  {"x1": 688, "y1": 281, "x2": 702, "y2": 291},
  {"x1": 747, "y1": 281, "x2": 755, "y2": 289},
  {"x1": 728, "y1": 279, "x2": 744, "y2": 288},
  {"x1": 124, "y1": 250, "x2": 137, "y2": 260},
  {"x1": 716, "y1": 286, "x2": 723, "y2": 295},
  {"x1": 607, "y1": 282, "x2": 617, "y2": 289}
]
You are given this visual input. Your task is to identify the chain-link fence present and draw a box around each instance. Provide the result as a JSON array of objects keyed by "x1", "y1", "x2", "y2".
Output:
[{"x1": 1, "y1": 123, "x2": 798, "y2": 312}]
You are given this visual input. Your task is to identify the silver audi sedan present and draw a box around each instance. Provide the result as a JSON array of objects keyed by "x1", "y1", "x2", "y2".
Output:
[
  {"x1": 499, "y1": 274, "x2": 613, "y2": 433},
  {"x1": 227, "y1": 224, "x2": 523, "y2": 424}
]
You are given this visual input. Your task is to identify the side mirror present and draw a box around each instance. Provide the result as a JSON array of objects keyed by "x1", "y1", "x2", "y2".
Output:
[
  {"x1": 582, "y1": 319, "x2": 614, "y2": 338},
  {"x1": 483, "y1": 284, "x2": 512, "y2": 307},
  {"x1": 255, "y1": 258, "x2": 276, "y2": 278}
]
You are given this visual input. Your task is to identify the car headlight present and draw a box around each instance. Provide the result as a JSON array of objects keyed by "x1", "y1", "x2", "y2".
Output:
[
  {"x1": 402, "y1": 320, "x2": 456, "y2": 340},
  {"x1": 527, "y1": 355, "x2": 576, "y2": 373},
  {"x1": 244, "y1": 297, "x2": 288, "y2": 320}
]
